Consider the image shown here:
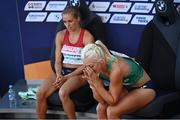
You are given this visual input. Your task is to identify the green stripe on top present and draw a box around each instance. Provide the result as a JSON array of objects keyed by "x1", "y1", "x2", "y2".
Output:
[{"x1": 99, "y1": 54, "x2": 143, "y2": 86}]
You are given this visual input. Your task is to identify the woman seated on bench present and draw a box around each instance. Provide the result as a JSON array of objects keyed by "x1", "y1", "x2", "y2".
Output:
[
  {"x1": 36, "y1": 7, "x2": 94, "y2": 119},
  {"x1": 81, "y1": 40, "x2": 156, "y2": 119}
]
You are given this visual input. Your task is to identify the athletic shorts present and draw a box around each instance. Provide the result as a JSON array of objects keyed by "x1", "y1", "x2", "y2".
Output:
[
  {"x1": 103, "y1": 80, "x2": 156, "y2": 92},
  {"x1": 125, "y1": 80, "x2": 156, "y2": 91},
  {"x1": 61, "y1": 67, "x2": 76, "y2": 75}
]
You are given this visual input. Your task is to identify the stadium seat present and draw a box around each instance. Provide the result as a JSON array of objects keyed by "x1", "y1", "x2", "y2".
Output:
[{"x1": 132, "y1": 0, "x2": 180, "y2": 118}]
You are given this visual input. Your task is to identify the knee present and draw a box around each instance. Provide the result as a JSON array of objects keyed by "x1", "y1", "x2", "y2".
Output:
[
  {"x1": 96, "y1": 103, "x2": 106, "y2": 113},
  {"x1": 107, "y1": 106, "x2": 120, "y2": 118},
  {"x1": 36, "y1": 87, "x2": 46, "y2": 101},
  {"x1": 59, "y1": 88, "x2": 70, "y2": 101}
]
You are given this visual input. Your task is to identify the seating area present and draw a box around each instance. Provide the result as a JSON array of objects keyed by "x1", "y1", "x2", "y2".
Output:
[
  {"x1": 47, "y1": 0, "x2": 180, "y2": 119},
  {"x1": 1, "y1": 0, "x2": 180, "y2": 119}
]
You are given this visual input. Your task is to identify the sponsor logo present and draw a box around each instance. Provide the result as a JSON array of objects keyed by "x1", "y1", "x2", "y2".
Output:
[
  {"x1": 152, "y1": 7, "x2": 156, "y2": 14},
  {"x1": 46, "y1": 12, "x2": 62, "y2": 22},
  {"x1": 96, "y1": 13, "x2": 111, "y2": 23},
  {"x1": 130, "y1": 0, "x2": 148, "y2": 1},
  {"x1": 25, "y1": 12, "x2": 47, "y2": 22},
  {"x1": 174, "y1": 0, "x2": 180, "y2": 3},
  {"x1": 130, "y1": 3, "x2": 153, "y2": 13},
  {"x1": 24, "y1": 1, "x2": 46, "y2": 11},
  {"x1": 112, "y1": 0, "x2": 127, "y2": 1},
  {"x1": 131, "y1": 15, "x2": 153, "y2": 25},
  {"x1": 89, "y1": 2, "x2": 110, "y2": 12},
  {"x1": 177, "y1": 5, "x2": 180, "y2": 13},
  {"x1": 45, "y1": 1, "x2": 67, "y2": 11},
  {"x1": 70, "y1": 0, "x2": 80, "y2": 7},
  {"x1": 109, "y1": 2, "x2": 132, "y2": 12},
  {"x1": 110, "y1": 14, "x2": 132, "y2": 24},
  {"x1": 155, "y1": 0, "x2": 167, "y2": 13}
]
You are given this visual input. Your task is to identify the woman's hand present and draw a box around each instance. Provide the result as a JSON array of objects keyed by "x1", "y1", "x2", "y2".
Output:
[
  {"x1": 82, "y1": 66, "x2": 103, "y2": 88},
  {"x1": 83, "y1": 66, "x2": 105, "y2": 103},
  {"x1": 91, "y1": 85, "x2": 106, "y2": 103},
  {"x1": 52, "y1": 74, "x2": 66, "y2": 89}
]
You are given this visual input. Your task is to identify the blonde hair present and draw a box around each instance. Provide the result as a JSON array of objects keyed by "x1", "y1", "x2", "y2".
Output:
[{"x1": 81, "y1": 40, "x2": 114, "y2": 60}]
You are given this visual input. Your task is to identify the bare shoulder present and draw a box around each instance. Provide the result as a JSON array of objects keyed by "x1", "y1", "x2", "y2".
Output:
[
  {"x1": 109, "y1": 63, "x2": 124, "y2": 84},
  {"x1": 55, "y1": 30, "x2": 66, "y2": 44},
  {"x1": 56, "y1": 30, "x2": 66, "y2": 39},
  {"x1": 83, "y1": 29, "x2": 94, "y2": 45},
  {"x1": 111, "y1": 60, "x2": 129, "y2": 78},
  {"x1": 84, "y1": 29, "x2": 92, "y2": 35}
]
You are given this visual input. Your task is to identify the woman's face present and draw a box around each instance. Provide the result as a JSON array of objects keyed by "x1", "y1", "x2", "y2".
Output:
[
  {"x1": 62, "y1": 13, "x2": 80, "y2": 32},
  {"x1": 83, "y1": 58, "x2": 102, "y2": 74}
]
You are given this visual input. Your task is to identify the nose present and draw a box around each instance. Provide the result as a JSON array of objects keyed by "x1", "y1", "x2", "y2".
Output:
[{"x1": 66, "y1": 22, "x2": 70, "y2": 28}]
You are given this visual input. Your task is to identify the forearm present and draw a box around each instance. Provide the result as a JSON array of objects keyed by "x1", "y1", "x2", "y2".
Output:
[
  {"x1": 64, "y1": 65, "x2": 85, "y2": 79},
  {"x1": 91, "y1": 86, "x2": 105, "y2": 103},
  {"x1": 55, "y1": 61, "x2": 62, "y2": 76},
  {"x1": 94, "y1": 84, "x2": 115, "y2": 105}
]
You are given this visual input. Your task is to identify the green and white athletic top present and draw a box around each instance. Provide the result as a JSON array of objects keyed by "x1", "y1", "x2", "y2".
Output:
[{"x1": 99, "y1": 55, "x2": 143, "y2": 86}]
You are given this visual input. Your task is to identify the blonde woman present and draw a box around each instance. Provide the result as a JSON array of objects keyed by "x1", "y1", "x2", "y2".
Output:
[{"x1": 81, "y1": 40, "x2": 156, "y2": 119}]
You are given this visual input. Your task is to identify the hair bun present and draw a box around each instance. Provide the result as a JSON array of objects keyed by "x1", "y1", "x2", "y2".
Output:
[{"x1": 95, "y1": 40, "x2": 102, "y2": 44}]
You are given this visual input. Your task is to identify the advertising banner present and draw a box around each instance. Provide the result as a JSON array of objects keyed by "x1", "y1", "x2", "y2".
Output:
[{"x1": 17, "y1": 0, "x2": 180, "y2": 79}]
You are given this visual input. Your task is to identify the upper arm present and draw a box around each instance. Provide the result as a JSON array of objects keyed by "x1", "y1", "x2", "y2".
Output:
[
  {"x1": 83, "y1": 30, "x2": 95, "y2": 45},
  {"x1": 109, "y1": 65, "x2": 124, "y2": 104},
  {"x1": 55, "y1": 31, "x2": 64, "y2": 63}
]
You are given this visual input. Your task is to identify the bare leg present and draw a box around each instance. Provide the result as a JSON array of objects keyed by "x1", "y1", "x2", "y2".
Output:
[
  {"x1": 59, "y1": 76, "x2": 86, "y2": 119},
  {"x1": 106, "y1": 88, "x2": 156, "y2": 119},
  {"x1": 96, "y1": 102, "x2": 108, "y2": 119},
  {"x1": 36, "y1": 73, "x2": 57, "y2": 119},
  {"x1": 96, "y1": 88, "x2": 128, "y2": 120}
]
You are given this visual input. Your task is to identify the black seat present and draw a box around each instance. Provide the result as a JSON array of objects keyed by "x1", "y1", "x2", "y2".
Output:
[
  {"x1": 131, "y1": 0, "x2": 180, "y2": 118},
  {"x1": 47, "y1": 0, "x2": 104, "y2": 112}
]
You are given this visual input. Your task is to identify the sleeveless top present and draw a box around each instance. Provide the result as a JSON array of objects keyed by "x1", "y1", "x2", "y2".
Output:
[
  {"x1": 99, "y1": 55, "x2": 143, "y2": 86},
  {"x1": 61, "y1": 29, "x2": 85, "y2": 65}
]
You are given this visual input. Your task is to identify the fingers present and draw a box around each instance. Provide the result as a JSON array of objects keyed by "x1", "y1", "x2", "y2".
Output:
[
  {"x1": 52, "y1": 76, "x2": 65, "y2": 88},
  {"x1": 85, "y1": 66, "x2": 94, "y2": 76},
  {"x1": 82, "y1": 69, "x2": 88, "y2": 79},
  {"x1": 52, "y1": 78, "x2": 59, "y2": 86},
  {"x1": 83, "y1": 66, "x2": 94, "y2": 77},
  {"x1": 53, "y1": 80, "x2": 64, "y2": 89},
  {"x1": 83, "y1": 67, "x2": 95, "y2": 86}
]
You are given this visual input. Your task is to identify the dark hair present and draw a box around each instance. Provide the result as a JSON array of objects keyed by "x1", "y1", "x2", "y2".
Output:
[{"x1": 62, "y1": 6, "x2": 80, "y2": 19}]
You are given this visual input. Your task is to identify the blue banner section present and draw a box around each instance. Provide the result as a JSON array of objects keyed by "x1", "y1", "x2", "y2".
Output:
[
  {"x1": 0, "y1": 0, "x2": 24, "y2": 96},
  {"x1": 16, "y1": 0, "x2": 180, "y2": 64}
]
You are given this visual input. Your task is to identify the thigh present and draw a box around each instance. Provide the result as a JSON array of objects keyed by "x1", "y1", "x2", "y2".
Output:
[
  {"x1": 38, "y1": 73, "x2": 57, "y2": 97},
  {"x1": 60, "y1": 75, "x2": 86, "y2": 94},
  {"x1": 109, "y1": 88, "x2": 156, "y2": 115}
]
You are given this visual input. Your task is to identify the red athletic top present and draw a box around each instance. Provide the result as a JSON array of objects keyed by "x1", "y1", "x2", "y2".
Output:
[
  {"x1": 63, "y1": 28, "x2": 85, "y2": 47},
  {"x1": 61, "y1": 28, "x2": 85, "y2": 65}
]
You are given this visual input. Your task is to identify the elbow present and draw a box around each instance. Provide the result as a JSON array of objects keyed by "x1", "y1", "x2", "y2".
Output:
[{"x1": 107, "y1": 99, "x2": 117, "y2": 106}]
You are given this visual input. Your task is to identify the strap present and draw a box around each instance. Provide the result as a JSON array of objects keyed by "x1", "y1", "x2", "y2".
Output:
[
  {"x1": 63, "y1": 30, "x2": 69, "y2": 44},
  {"x1": 78, "y1": 28, "x2": 85, "y2": 45}
]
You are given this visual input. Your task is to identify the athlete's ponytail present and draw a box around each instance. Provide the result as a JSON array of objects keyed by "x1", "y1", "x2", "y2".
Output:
[
  {"x1": 81, "y1": 40, "x2": 114, "y2": 61},
  {"x1": 95, "y1": 40, "x2": 114, "y2": 59}
]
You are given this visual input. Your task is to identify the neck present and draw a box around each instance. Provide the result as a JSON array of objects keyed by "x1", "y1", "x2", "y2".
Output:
[{"x1": 69, "y1": 27, "x2": 81, "y2": 34}]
